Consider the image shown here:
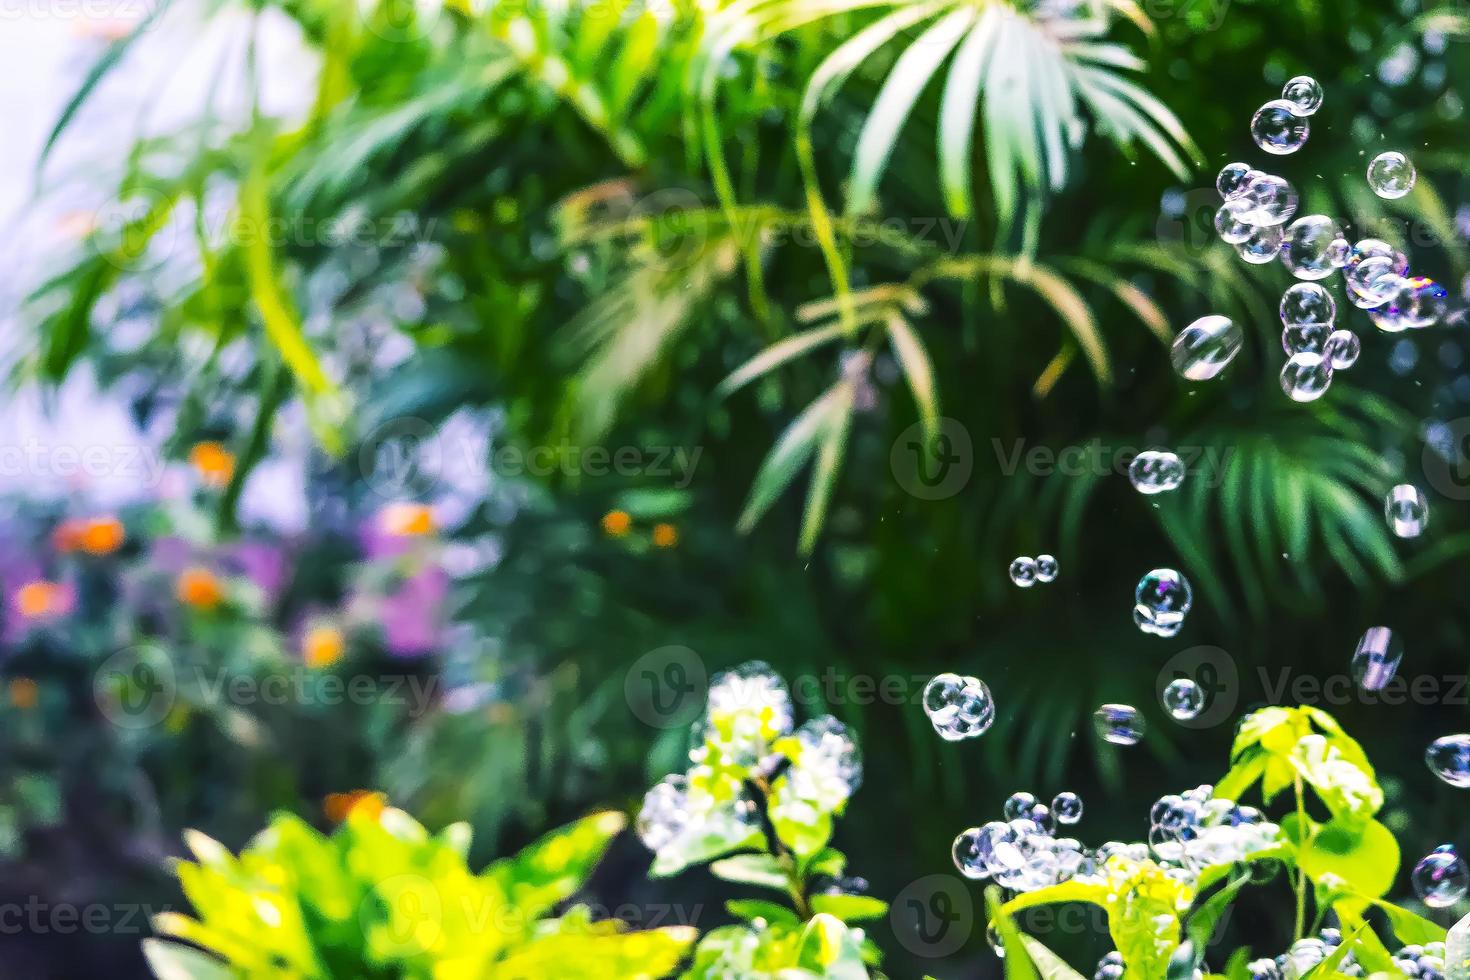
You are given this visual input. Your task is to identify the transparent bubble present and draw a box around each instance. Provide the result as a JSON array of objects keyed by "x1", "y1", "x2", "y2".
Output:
[
  {"x1": 1163, "y1": 678, "x2": 1205, "y2": 720},
  {"x1": 1129, "y1": 450, "x2": 1186, "y2": 495},
  {"x1": 1280, "y1": 282, "x2": 1337, "y2": 328},
  {"x1": 1351, "y1": 627, "x2": 1403, "y2": 692},
  {"x1": 1347, "y1": 239, "x2": 1409, "y2": 308},
  {"x1": 1052, "y1": 792, "x2": 1083, "y2": 824},
  {"x1": 1134, "y1": 568, "x2": 1194, "y2": 637},
  {"x1": 1367, "y1": 151, "x2": 1416, "y2": 199},
  {"x1": 1251, "y1": 100, "x2": 1310, "y2": 154},
  {"x1": 1324, "y1": 330, "x2": 1361, "y2": 369},
  {"x1": 1280, "y1": 352, "x2": 1333, "y2": 403},
  {"x1": 1004, "y1": 791, "x2": 1038, "y2": 820},
  {"x1": 1239, "y1": 174, "x2": 1299, "y2": 226},
  {"x1": 1236, "y1": 224, "x2": 1285, "y2": 264},
  {"x1": 1010, "y1": 556, "x2": 1039, "y2": 587},
  {"x1": 1094, "y1": 704, "x2": 1146, "y2": 745},
  {"x1": 1426, "y1": 734, "x2": 1470, "y2": 788},
  {"x1": 1328, "y1": 237, "x2": 1351, "y2": 267},
  {"x1": 1350, "y1": 237, "x2": 1409, "y2": 274},
  {"x1": 1171, "y1": 315, "x2": 1243, "y2": 381},
  {"x1": 1282, "y1": 324, "x2": 1331, "y2": 356},
  {"x1": 1281, "y1": 215, "x2": 1344, "y2": 280},
  {"x1": 953, "y1": 826, "x2": 991, "y2": 879},
  {"x1": 1217, "y1": 162, "x2": 1255, "y2": 199},
  {"x1": 923, "y1": 673, "x2": 965, "y2": 719},
  {"x1": 1282, "y1": 75, "x2": 1324, "y2": 115},
  {"x1": 1413, "y1": 846, "x2": 1469, "y2": 908},
  {"x1": 1367, "y1": 304, "x2": 1412, "y2": 334},
  {"x1": 1027, "y1": 803, "x2": 1055, "y2": 835},
  {"x1": 1385, "y1": 483, "x2": 1429, "y2": 538},
  {"x1": 1382, "y1": 276, "x2": 1449, "y2": 329},
  {"x1": 1035, "y1": 554, "x2": 1059, "y2": 583},
  {"x1": 1215, "y1": 200, "x2": 1254, "y2": 244}
]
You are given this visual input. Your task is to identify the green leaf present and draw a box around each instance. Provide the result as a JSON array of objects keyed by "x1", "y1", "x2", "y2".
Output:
[
  {"x1": 709, "y1": 854, "x2": 792, "y2": 892},
  {"x1": 725, "y1": 899, "x2": 801, "y2": 926},
  {"x1": 1370, "y1": 899, "x2": 1448, "y2": 945},
  {"x1": 795, "y1": 913, "x2": 870, "y2": 979},
  {"x1": 737, "y1": 384, "x2": 845, "y2": 535},
  {"x1": 1017, "y1": 934, "x2": 1089, "y2": 980},
  {"x1": 987, "y1": 886, "x2": 1040, "y2": 980},
  {"x1": 141, "y1": 940, "x2": 233, "y2": 980},
  {"x1": 809, "y1": 894, "x2": 889, "y2": 923},
  {"x1": 885, "y1": 315, "x2": 940, "y2": 443},
  {"x1": 938, "y1": 6, "x2": 1001, "y2": 216},
  {"x1": 797, "y1": 381, "x2": 855, "y2": 554},
  {"x1": 714, "y1": 324, "x2": 849, "y2": 399},
  {"x1": 1297, "y1": 818, "x2": 1399, "y2": 901}
]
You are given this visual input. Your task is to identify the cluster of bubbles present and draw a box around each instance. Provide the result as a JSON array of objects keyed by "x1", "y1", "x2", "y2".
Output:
[
  {"x1": 1128, "y1": 450, "x2": 1186, "y2": 495},
  {"x1": 1134, "y1": 567, "x2": 1194, "y2": 637},
  {"x1": 922, "y1": 672, "x2": 995, "y2": 741},
  {"x1": 1009, "y1": 554, "x2": 1059, "y2": 588},
  {"x1": 1350, "y1": 626, "x2": 1404, "y2": 692},
  {"x1": 1278, "y1": 281, "x2": 1358, "y2": 403},
  {"x1": 1213, "y1": 163, "x2": 1303, "y2": 269},
  {"x1": 1385, "y1": 483, "x2": 1430, "y2": 538},
  {"x1": 952, "y1": 791, "x2": 1090, "y2": 891},
  {"x1": 1413, "y1": 845, "x2": 1470, "y2": 908},
  {"x1": 1239, "y1": 932, "x2": 1454, "y2": 980},
  {"x1": 1249, "y1": 75, "x2": 1320, "y2": 155},
  {"x1": 1146, "y1": 784, "x2": 1281, "y2": 874}
]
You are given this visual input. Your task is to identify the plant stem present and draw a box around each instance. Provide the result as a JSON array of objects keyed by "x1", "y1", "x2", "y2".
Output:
[{"x1": 1294, "y1": 771, "x2": 1307, "y2": 941}]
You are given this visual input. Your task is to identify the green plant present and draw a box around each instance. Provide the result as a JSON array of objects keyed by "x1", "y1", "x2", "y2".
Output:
[{"x1": 142, "y1": 808, "x2": 695, "y2": 979}]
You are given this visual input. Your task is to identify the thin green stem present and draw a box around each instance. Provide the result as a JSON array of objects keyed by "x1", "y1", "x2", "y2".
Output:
[{"x1": 1293, "y1": 771, "x2": 1307, "y2": 941}]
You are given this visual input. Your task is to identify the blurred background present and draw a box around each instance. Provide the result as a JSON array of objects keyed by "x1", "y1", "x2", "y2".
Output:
[{"x1": 2, "y1": 0, "x2": 1469, "y2": 975}]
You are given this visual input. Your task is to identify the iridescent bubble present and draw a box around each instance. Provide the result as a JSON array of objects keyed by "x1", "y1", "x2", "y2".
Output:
[
  {"x1": 1327, "y1": 237, "x2": 1351, "y2": 267},
  {"x1": 1035, "y1": 554, "x2": 1059, "y2": 583},
  {"x1": 1162, "y1": 678, "x2": 1205, "y2": 720},
  {"x1": 1216, "y1": 162, "x2": 1255, "y2": 199},
  {"x1": 1385, "y1": 484, "x2": 1429, "y2": 538},
  {"x1": 1251, "y1": 100, "x2": 1310, "y2": 155},
  {"x1": 1051, "y1": 792, "x2": 1083, "y2": 824},
  {"x1": 1215, "y1": 200, "x2": 1253, "y2": 244},
  {"x1": 1010, "y1": 556, "x2": 1038, "y2": 587},
  {"x1": 953, "y1": 826, "x2": 990, "y2": 879},
  {"x1": 1367, "y1": 151, "x2": 1416, "y2": 199},
  {"x1": 1134, "y1": 568, "x2": 1193, "y2": 637},
  {"x1": 1094, "y1": 704, "x2": 1146, "y2": 745},
  {"x1": 1282, "y1": 324, "x2": 1331, "y2": 356},
  {"x1": 1351, "y1": 627, "x2": 1403, "y2": 692},
  {"x1": 1280, "y1": 282, "x2": 1337, "y2": 328},
  {"x1": 1236, "y1": 224, "x2": 1284, "y2": 264},
  {"x1": 1414, "y1": 846, "x2": 1469, "y2": 908},
  {"x1": 1281, "y1": 215, "x2": 1344, "y2": 280},
  {"x1": 1349, "y1": 238, "x2": 1409, "y2": 275},
  {"x1": 1004, "y1": 791, "x2": 1038, "y2": 821},
  {"x1": 1347, "y1": 239, "x2": 1409, "y2": 308},
  {"x1": 1282, "y1": 75, "x2": 1324, "y2": 115},
  {"x1": 1382, "y1": 276, "x2": 1449, "y2": 329},
  {"x1": 1367, "y1": 304, "x2": 1413, "y2": 334},
  {"x1": 1129, "y1": 450, "x2": 1186, "y2": 495},
  {"x1": 1426, "y1": 734, "x2": 1470, "y2": 788},
  {"x1": 1280, "y1": 352, "x2": 1333, "y2": 402},
  {"x1": 923, "y1": 673, "x2": 995, "y2": 740},
  {"x1": 1239, "y1": 174, "x2": 1298, "y2": 226},
  {"x1": 1171, "y1": 315, "x2": 1243, "y2": 381},
  {"x1": 1324, "y1": 330, "x2": 1361, "y2": 369}
]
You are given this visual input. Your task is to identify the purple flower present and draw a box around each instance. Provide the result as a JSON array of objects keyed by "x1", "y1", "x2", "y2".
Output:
[{"x1": 379, "y1": 566, "x2": 447, "y2": 657}]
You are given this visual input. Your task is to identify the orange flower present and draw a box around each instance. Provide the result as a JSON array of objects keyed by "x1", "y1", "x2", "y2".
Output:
[
  {"x1": 303, "y1": 626, "x2": 346, "y2": 668},
  {"x1": 380, "y1": 502, "x2": 435, "y2": 537},
  {"x1": 15, "y1": 581, "x2": 69, "y2": 620},
  {"x1": 324, "y1": 790, "x2": 387, "y2": 824},
  {"x1": 52, "y1": 519, "x2": 86, "y2": 553},
  {"x1": 79, "y1": 516, "x2": 125, "y2": 555},
  {"x1": 601, "y1": 510, "x2": 632, "y2": 537},
  {"x1": 177, "y1": 567, "x2": 224, "y2": 610},
  {"x1": 652, "y1": 523, "x2": 678, "y2": 548},
  {"x1": 189, "y1": 442, "x2": 235, "y2": 488},
  {"x1": 8, "y1": 678, "x2": 38, "y2": 711}
]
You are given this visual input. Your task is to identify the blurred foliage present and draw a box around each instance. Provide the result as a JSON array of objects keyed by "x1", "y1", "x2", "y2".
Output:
[{"x1": 11, "y1": 0, "x2": 1470, "y2": 973}]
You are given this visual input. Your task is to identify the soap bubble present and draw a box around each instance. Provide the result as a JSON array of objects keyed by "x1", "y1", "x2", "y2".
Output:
[
  {"x1": 1385, "y1": 484, "x2": 1428, "y2": 538},
  {"x1": 1010, "y1": 556, "x2": 1038, "y2": 587},
  {"x1": 1381, "y1": 276, "x2": 1449, "y2": 329},
  {"x1": 1239, "y1": 174, "x2": 1298, "y2": 226},
  {"x1": 1426, "y1": 734, "x2": 1470, "y2": 788},
  {"x1": 1162, "y1": 678, "x2": 1205, "y2": 720},
  {"x1": 1324, "y1": 330, "x2": 1361, "y2": 369},
  {"x1": 1282, "y1": 324, "x2": 1331, "y2": 356},
  {"x1": 1236, "y1": 224, "x2": 1285, "y2": 264},
  {"x1": 1347, "y1": 239, "x2": 1409, "y2": 308},
  {"x1": 1215, "y1": 200, "x2": 1254, "y2": 244},
  {"x1": 1367, "y1": 151, "x2": 1416, "y2": 199},
  {"x1": 1280, "y1": 282, "x2": 1337, "y2": 327},
  {"x1": 1094, "y1": 704, "x2": 1146, "y2": 745},
  {"x1": 1051, "y1": 792, "x2": 1083, "y2": 824},
  {"x1": 1327, "y1": 237, "x2": 1351, "y2": 267},
  {"x1": 1351, "y1": 627, "x2": 1403, "y2": 691},
  {"x1": 1129, "y1": 450, "x2": 1185, "y2": 495},
  {"x1": 1171, "y1": 315, "x2": 1243, "y2": 381},
  {"x1": 1413, "y1": 846, "x2": 1469, "y2": 908},
  {"x1": 1281, "y1": 215, "x2": 1344, "y2": 280},
  {"x1": 1280, "y1": 352, "x2": 1333, "y2": 402},
  {"x1": 1251, "y1": 100, "x2": 1310, "y2": 154},
  {"x1": 1282, "y1": 75, "x2": 1323, "y2": 115},
  {"x1": 1134, "y1": 568, "x2": 1193, "y2": 637},
  {"x1": 953, "y1": 826, "x2": 992, "y2": 879},
  {"x1": 1216, "y1": 162, "x2": 1256, "y2": 199},
  {"x1": 1035, "y1": 554, "x2": 1059, "y2": 583},
  {"x1": 923, "y1": 673, "x2": 995, "y2": 740},
  {"x1": 1004, "y1": 791, "x2": 1037, "y2": 820}
]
